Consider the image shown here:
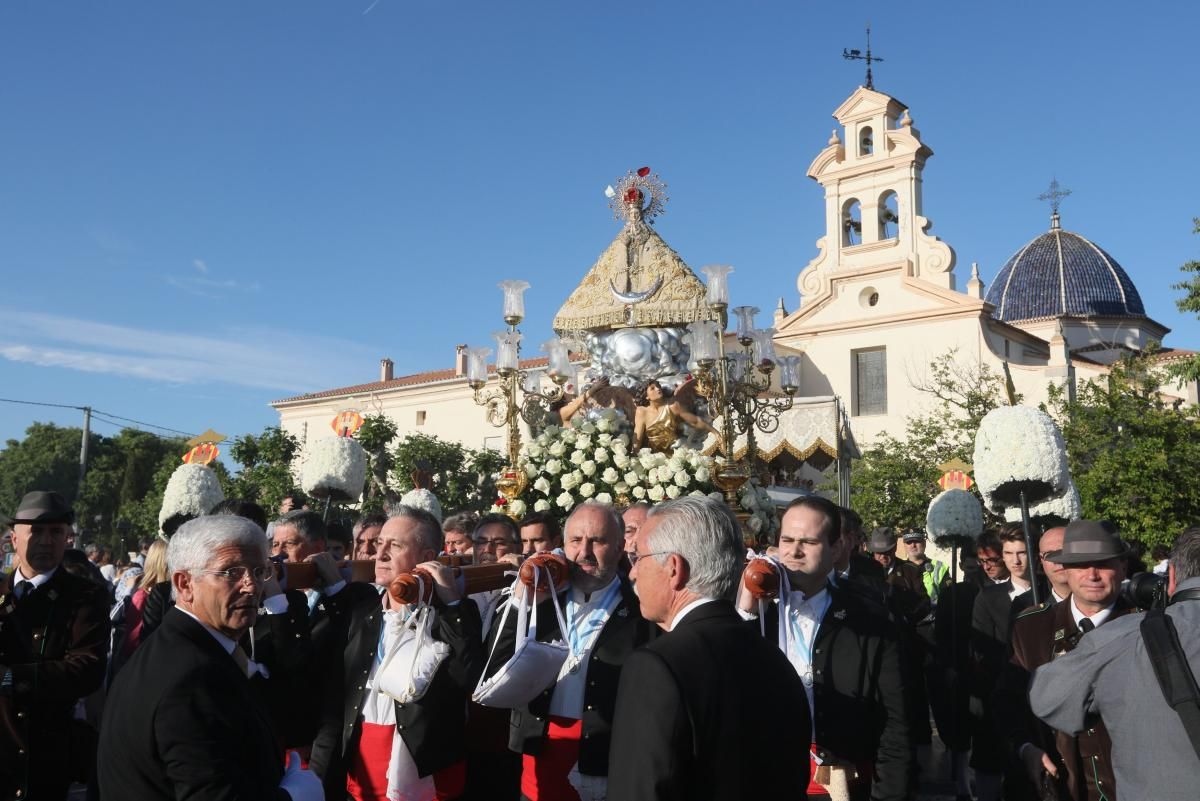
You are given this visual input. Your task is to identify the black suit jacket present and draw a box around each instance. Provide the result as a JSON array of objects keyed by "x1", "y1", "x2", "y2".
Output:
[
  {"x1": 608, "y1": 600, "x2": 810, "y2": 801},
  {"x1": 760, "y1": 582, "x2": 911, "y2": 801},
  {"x1": 0, "y1": 567, "x2": 110, "y2": 800},
  {"x1": 309, "y1": 583, "x2": 484, "y2": 799},
  {"x1": 483, "y1": 576, "x2": 655, "y2": 775},
  {"x1": 98, "y1": 608, "x2": 287, "y2": 801}
]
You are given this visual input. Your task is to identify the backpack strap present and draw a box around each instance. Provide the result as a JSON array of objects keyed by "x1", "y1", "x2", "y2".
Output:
[{"x1": 1141, "y1": 607, "x2": 1200, "y2": 760}]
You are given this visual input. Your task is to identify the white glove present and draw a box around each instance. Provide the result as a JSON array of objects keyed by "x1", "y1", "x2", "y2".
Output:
[{"x1": 279, "y1": 750, "x2": 324, "y2": 801}]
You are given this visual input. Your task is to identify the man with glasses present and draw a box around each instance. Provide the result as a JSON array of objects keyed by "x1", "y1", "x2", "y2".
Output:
[
  {"x1": 99, "y1": 515, "x2": 322, "y2": 801},
  {"x1": 474, "y1": 514, "x2": 521, "y2": 565},
  {"x1": 1, "y1": 491, "x2": 110, "y2": 801}
]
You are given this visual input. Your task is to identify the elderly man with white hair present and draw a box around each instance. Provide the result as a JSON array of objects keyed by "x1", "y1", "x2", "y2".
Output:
[
  {"x1": 98, "y1": 514, "x2": 322, "y2": 801},
  {"x1": 609, "y1": 496, "x2": 811, "y2": 801}
]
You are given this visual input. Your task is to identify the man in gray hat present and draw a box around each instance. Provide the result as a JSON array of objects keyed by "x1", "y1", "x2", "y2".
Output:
[
  {"x1": 0, "y1": 491, "x2": 111, "y2": 800},
  {"x1": 1031, "y1": 527, "x2": 1200, "y2": 800},
  {"x1": 998, "y1": 520, "x2": 1133, "y2": 801}
]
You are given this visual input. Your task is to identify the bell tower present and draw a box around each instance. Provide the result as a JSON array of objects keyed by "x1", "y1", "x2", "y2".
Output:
[{"x1": 796, "y1": 86, "x2": 956, "y2": 303}]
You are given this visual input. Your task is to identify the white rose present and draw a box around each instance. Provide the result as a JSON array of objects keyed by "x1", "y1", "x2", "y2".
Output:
[
  {"x1": 694, "y1": 466, "x2": 710, "y2": 483},
  {"x1": 602, "y1": 467, "x2": 620, "y2": 484},
  {"x1": 615, "y1": 434, "x2": 631, "y2": 448},
  {"x1": 613, "y1": 453, "x2": 631, "y2": 469},
  {"x1": 632, "y1": 486, "x2": 647, "y2": 499},
  {"x1": 673, "y1": 470, "x2": 691, "y2": 487},
  {"x1": 596, "y1": 417, "x2": 613, "y2": 433},
  {"x1": 580, "y1": 422, "x2": 597, "y2": 435},
  {"x1": 549, "y1": 441, "x2": 566, "y2": 457},
  {"x1": 580, "y1": 482, "x2": 596, "y2": 498},
  {"x1": 576, "y1": 434, "x2": 593, "y2": 449},
  {"x1": 510, "y1": 499, "x2": 527, "y2": 517},
  {"x1": 624, "y1": 471, "x2": 641, "y2": 487},
  {"x1": 545, "y1": 459, "x2": 563, "y2": 475},
  {"x1": 556, "y1": 492, "x2": 575, "y2": 510},
  {"x1": 571, "y1": 469, "x2": 583, "y2": 484},
  {"x1": 534, "y1": 499, "x2": 551, "y2": 512},
  {"x1": 594, "y1": 448, "x2": 609, "y2": 464},
  {"x1": 667, "y1": 457, "x2": 685, "y2": 473},
  {"x1": 614, "y1": 482, "x2": 630, "y2": 494},
  {"x1": 595, "y1": 492, "x2": 613, "y2": 505},
  {"x1": 561, "y1": 473, "x2": 579, "y2": 490},
  {"x1": 581, "y1": 460, "x2": 597, "y2": 476},
  {"x1": 534, "y1": 476, "x2": 552, "y2": 494},
  {"x1": 526, "y1": 444, "x2": 543, "y2": 459},
  {"x1": 570, "y1": 450, "x2": 587, "y2": 465},
  {"x1": 597, "y1": 433, "x2": 613, "y2": 446},
  {"x1": 525, "y1": 463, "x2": 539, "y2": 479},
  {"x1": 666, "y1": 485, "x2": 682, "y2": 499},
  {"x1": 638, "y1": 452, "x2": 657, "y2": 470},
  {"x1": 562, "y1": 429, "x2": 577, "y2": 444},
  {"x1": 647, "y1": 485, "x2": 666, "y2": 502}
]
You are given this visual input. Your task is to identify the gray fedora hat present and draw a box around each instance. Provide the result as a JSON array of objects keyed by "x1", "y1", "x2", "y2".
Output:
[
  {"x1": 1, "y1": 490, "x2": 75, "y2": 526},
  {"x1": 1049, "y1": 519, "x2": 1129, "y2": 564},
  {"x1": 866, "y1": 527, "x2": 898, "y2": 554}
]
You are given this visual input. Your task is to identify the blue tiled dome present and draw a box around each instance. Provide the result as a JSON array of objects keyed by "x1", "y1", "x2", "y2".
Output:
[{"x1": 985, "y1": 218, "x2": 1145, "y2": 323}]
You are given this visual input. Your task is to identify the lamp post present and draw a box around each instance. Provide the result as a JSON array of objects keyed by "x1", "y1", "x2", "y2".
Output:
[
  {"x1": 689, "y1": 266, "x2": 800, "y2": 506},
  {"x1": 467, "y1": 280, "x2": 571, "y2": 512}
]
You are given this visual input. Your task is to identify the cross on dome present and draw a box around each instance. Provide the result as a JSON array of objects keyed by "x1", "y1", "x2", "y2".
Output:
[{"x1": 1037, "y1": 178, "x2": 1072, "y2": 230}]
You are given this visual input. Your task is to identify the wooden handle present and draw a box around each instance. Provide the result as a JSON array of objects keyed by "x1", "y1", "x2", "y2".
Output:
[
  {"x1": 743, "y1": 557, "x2": 780, "y2": 600},
  {"x1": 386, "y1": 552, "x2": 572, "y2": 606},
  {"x1": 276, "y1": 560, "x2": 376, "y2": 590}
]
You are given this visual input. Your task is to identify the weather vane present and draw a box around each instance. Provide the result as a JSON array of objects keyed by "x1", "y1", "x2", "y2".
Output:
[
  {"x1": 1038, "y1": 178, "x2": 1072, "y2": 228},
  {"x1": 843, "y1": 24, "x2": 883, "y2": 90}
]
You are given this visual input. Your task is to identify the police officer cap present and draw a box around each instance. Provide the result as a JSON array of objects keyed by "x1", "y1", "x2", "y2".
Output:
[
  {"x1": 1, "y1": 490, "x2": 75, "y2": 526},
  {"x1": 902, "y1": 530, "x2": 927, "y2": 542},
  {"x1": 1049, "y1": 519, "x2": 1129, "y2": 564}
]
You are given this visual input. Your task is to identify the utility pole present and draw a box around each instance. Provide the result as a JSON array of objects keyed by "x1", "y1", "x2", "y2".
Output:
[{"x1": 78, "y1": 406, "x2": 92, "y2": 499}]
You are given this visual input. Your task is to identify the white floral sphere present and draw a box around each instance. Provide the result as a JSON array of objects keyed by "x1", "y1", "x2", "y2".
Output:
[
  {"x1": 159, "y1": 463, "x2": 225, "y2": 529},
  {"x1": 926, "y1": 489, "x2": 984, "y2": 548},
  {"x1": 973, "y1": 406, "x2": 1071, "y2": 513},
  {"x1": 399, "y1": 488, "x2": 444, "y2": 523},
  {"x1": 301, "y1": 437, "x2": 368, "y2": 501},
  {"x1": 1003, "y1": 484, "x2": 1081, "y2": 524}
]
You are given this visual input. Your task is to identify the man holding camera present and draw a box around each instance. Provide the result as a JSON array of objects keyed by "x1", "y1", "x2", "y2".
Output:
[{"x1": 1031, "y1": 527, "x2": 1200, "y2": 800}]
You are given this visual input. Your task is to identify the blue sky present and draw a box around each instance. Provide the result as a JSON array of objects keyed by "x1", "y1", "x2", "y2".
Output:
[{"x1": 2, "y1": 0, "x2": 1197, "y2": 451}]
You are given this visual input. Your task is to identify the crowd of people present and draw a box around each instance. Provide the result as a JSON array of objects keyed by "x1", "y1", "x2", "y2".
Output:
[{"x1": 2, "y1": 486, "x2": 1197, "y2": 801}]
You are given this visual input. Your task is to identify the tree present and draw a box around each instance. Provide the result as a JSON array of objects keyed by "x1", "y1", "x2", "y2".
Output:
[
  {"x1": 389, "y1": 433, "x2": 504, "y2": 514},
  {"x1": 1046, "y1": 348, "x2": 1200, "y2": 549},
  {"x1": 356, "y1": 414, "x2": 399, "y2": 513},
  {"x1": 849, "y1": 349, "x2": 1008, "y2": 529},
  {"x1": 227, "y1": 427, "x2": 301, "y2": 514},
  {"x1": 1167, "y1": 217, "x2": 1200, "y2": 383}
]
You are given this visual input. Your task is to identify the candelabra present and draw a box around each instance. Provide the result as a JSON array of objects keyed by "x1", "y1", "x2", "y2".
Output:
[
  {"x1": 465, "y1": 280, "x2": 574, "y2": 508},
  {"x1": 688, "y1": 265, "x2": 801, "y2": 505}
]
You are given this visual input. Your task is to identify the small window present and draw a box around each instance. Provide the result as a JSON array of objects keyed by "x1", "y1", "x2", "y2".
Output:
[
  {"x1": 842, "y1": 199, "x2": 862, "y2": 246},
  {"x1": 859, "y1": 125, "x2": 874, "y2": 157},
  {"x1": 853, "y1": 348, "x2": 887, "y2": 416},
  {"x1": 416, "y1": 411, "x2": 427, "y2": 426}
]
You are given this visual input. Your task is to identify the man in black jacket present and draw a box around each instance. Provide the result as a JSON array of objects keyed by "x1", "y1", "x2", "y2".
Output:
[
  {"x1": 483, "y1": 502, "x2": 654, "y2": 801},
  {"x1": 609, "y1": 496, "x2": 810, "y2": 801},
  {"x1": 1, "y1": 491, "x2": 110, "y2": 801},
  {"x1": 309, "y1": 505, "x2": 484, "y2": 801},
  {"x1": 98, "y1": 514, "x2": 322, "y2": 801},
  {"x1": 742, "y1": 497, "x2": 910, "y2": 801}
]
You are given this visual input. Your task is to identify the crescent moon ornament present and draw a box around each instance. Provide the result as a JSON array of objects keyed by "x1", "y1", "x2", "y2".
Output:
[{"x1": 609, "y1": 275, "x2": 663, "y2": 305}]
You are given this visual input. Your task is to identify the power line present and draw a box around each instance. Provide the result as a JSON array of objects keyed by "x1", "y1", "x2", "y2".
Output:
[
  {"x1": 0, "y1": 396, "x2": 87, "y2": 411},
  {"x1": 89, "y1": 412, "x2": 190, "y2": 442},
  {"x1": 0, "y1": 396, "x2": 196, "y2": 439},
  {"x1": 91, "y1": 408, "x2": 196, "y2": 438}
]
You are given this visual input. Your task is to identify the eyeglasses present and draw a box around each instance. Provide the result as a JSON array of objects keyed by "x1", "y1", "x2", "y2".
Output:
[
  {"x1": 630, "y1": 551, "x2": 670, "y2": 565},
  {"x1": 273, "y1": 540, "x2": 305, "y2": 550},
  {"x1": 196, "y1": 566, "x2": 271, "y2": 584},
  {"x1": 477, "y1": 538, "x2": 513, "y2": 548},
  {"x1": 978, "y1": 557, "x2": 1003, "y2": 565}
]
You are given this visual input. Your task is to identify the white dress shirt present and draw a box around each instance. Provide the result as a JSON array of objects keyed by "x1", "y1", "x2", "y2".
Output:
[
  {"x1": 11, "y1": 566, "x2": 56, "y2": 598},
  {"x1": 549, "y1": 578, "x2": 623, "y2": 719},
  {"x1": 1070, "y1": 597, "x2": 1116, "y2": 630}
]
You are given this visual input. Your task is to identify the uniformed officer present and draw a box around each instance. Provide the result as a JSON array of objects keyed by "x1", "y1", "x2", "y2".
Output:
[
  {"x1": 0, "y1": 491, "x2": 111, "y2": 801},
  {"x1": 998, "y1": 520, "x2": 1131, "y2": 801}
]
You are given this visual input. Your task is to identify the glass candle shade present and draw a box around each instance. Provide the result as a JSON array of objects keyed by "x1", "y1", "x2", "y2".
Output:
[
  {"x1": 700, "y1": 264, "x2": 734, "y2": 309},
  {"x1": 522, "y1": 371, "x2": 542, "y2": 395},
  {"x1": 492, "y1": 330, "x2": 521, "y2": 372},
  {"x1": 498, "y1": 280, "x2": 531, "y2": 325},
  {"x1": 466, "y1": 347, "x2": 492, "y2": 386},
  {"x1": 752, "y1": 328, "x2": 778, "y2": 369},
  {"x1": 732, "y1": 306, "x2": 759, "y2": 345},
  {"x1": 686, "y1": 320, "x2": 721, "y2": 365},
  {"x1": 778, "y1": 355, "x2": 801, "y2": 391},
  {"x1": 541, "y1": 338, "x2": 572, "y2": 378},
  {"x1": 729, "y1": 352, "x2": 751, "y2": 383}
]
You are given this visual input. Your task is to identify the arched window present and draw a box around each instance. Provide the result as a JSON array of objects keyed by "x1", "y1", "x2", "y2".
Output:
[
  {"x1": 842, "y1": 199, "x2": 862, "y2": 246},
  {"x1": 878, "y1": 190, "x2": 899, "y2": 240},
  {"x1": 859, "y1": 126, "x2": 874, "y2": 157}
]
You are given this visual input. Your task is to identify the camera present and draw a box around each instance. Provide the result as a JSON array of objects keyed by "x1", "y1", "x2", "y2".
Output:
[{"x1": 1124, "y1": 571, "x2": 1169, "y2": 610}]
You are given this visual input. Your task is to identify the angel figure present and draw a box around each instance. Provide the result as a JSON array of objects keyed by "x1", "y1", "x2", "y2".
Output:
[
  {"x1": 554, "y1": 376, "x2": 637, "y2": 431},
  {"x1": 633, "y1": 379, "x2": 719, "y2": 454}
]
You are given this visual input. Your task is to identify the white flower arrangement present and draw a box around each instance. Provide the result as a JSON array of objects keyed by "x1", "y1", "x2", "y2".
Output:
[
  {"x1": 399, "y1": 488, "x2": 444, "y2": 523},
  {"x1": 160, "y1": 463, "x2": 225, "y2": 529},
  {"x1": 973, "y1": 406, "x2": 1071, "y2": 513},
  {"x1": 926, "y1": 489, "x2": 984, "y2": 548},
  {"x1": 302, "y1": 437, "x2": 368, "y2": 501},
  {"x1": 1003, "y1": 483, "x2": 1081, "y2": 525}
]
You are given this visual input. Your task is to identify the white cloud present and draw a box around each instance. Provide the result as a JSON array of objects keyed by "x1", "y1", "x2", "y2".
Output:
[
  {"x1": 193, "y1": 259, "x2": 209, "y2": 274},
  {"x1": 0, "y1": 310, "x2": 378, "y2": 395}
]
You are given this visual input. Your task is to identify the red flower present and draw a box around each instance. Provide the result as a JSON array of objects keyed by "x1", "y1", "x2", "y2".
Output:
[
  {"x1": 495, "y1": 496, "x2": 508, "y2": 506},
  {"x1": 637, "y1": 166, "x2": 650, "y2": 177},
  {"x1": 624, "y1": 187, "x2": 642, "y2": 204}
]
